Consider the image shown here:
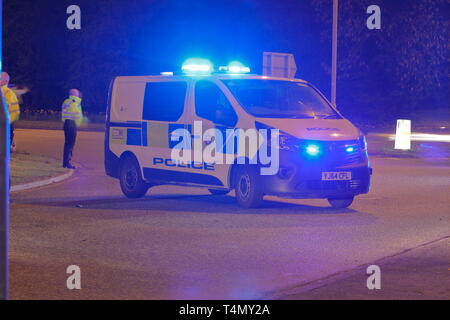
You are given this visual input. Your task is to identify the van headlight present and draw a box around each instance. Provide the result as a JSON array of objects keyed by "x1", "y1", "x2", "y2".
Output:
[
  {"x1": 280, "y1": 133, "x2": 322, "y2": 156},
  {"x1": 256, "y1": 122, "x2": 300, "y2": 152},
  {"x1": 279, "y1": 132, "x2": 301, "y2": 151},
  {"x1": 256, "y1": 122, "x2": 321, "y2": 154}
]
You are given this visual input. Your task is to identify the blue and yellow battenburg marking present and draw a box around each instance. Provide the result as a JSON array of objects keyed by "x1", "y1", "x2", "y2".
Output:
[
  {"x1": 109, "y1": 121, "x2": 172, "y2": 147},
  {"x1": 109, "y1": 121, "x2": 239, "y2": 154},
  {"x1": 109, "y1": 122, "x2": 191, "y2": 148}
]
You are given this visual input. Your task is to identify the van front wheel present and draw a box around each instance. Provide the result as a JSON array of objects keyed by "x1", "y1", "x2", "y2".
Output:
[
  {"x1": 234, "y1": 166, "x2": 264, "y2": 208},
  {"x1": 119, "y1": 156, "x2": 149, "y2": 198},
  {"x1": 327, "y1": 196, "x2": 354, "y2": 208}
]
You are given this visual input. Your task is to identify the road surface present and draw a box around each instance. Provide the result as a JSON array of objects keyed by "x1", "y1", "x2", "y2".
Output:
[{"x1": 9, "y1": 129, "x2": 450, "y2": 299}]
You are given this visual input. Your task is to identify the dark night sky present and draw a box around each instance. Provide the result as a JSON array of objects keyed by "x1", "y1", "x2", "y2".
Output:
[
  {"x1": 2, "y1": 0, "x2": 449, "y2": 124},
  {"x1": 2, "y1": 1, "x2": 334, "y2": 111}
]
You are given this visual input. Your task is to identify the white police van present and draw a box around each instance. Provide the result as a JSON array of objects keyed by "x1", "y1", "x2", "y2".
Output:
[{"x1": 105, "y1": 59, "x2": 371, "y2": 208}]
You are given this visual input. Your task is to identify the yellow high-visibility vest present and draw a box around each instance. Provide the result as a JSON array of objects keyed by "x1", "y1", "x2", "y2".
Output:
[
  {"x1": 61, "y1": 95, "x2": 83, "y2": 127},
  {"x1": 1, "y1": 85, "x2": 20, "y2": 123}
]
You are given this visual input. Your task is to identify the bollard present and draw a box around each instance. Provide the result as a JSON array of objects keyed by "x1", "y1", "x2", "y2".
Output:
[
  {"x1": 394, "y1": 119, "x2": 411, "y2": 150},
  {"x1": 0, "y1": 0, "x2": 9, "y2": 300}
]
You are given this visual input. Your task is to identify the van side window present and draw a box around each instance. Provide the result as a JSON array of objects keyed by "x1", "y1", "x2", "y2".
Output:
[
  {"x1": 143, "y1": 81, "x2": 187, "y2": 121},
  {"x1": 195, "y1": 81, "x2": 237, "y2": 127}
]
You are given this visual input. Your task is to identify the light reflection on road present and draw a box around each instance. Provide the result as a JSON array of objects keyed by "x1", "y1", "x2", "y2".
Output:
[{"x1": 385, "y1": 133, "x2": 450, "y2": 142}]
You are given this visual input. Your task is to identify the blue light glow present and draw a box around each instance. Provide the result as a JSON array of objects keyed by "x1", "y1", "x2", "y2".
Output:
[
  {"x1": 346, "y1": 146, "x2": 355, "y2": 153},
  {"x1": 182, "y1": 58, "x2": 213, "y2": 74},
  {"x1": 306, "y1": 144, "x2": 320, "y2": 156},
  {"x1": 219, "y1": 61, "x2": 251, "y2": 74}
]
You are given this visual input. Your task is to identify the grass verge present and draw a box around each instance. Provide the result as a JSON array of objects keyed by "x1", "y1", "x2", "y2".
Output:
[{"x1": 10, "y1": 151, "x2": 68, "y2": 186}]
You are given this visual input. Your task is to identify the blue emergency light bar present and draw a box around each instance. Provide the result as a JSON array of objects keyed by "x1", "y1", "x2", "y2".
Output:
[
  {"x1": 181, "y1": 58, "x2": 213, "y2": 74},
  {"x1": 180, "y1": 58, "x2": 250, "y2": 75},
  {"x1": 219, "y1": 61, "x2": 251, "y2": 74}
]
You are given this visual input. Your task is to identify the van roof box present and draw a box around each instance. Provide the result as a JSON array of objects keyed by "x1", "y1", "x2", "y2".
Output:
[{"x1": 262, "y1": 52, "x2": 297, "y2": 79}]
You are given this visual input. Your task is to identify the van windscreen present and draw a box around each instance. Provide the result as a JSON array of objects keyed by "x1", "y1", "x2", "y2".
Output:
[{"x1": 222, "y1": 79, "x2": 340, "y2": 119}]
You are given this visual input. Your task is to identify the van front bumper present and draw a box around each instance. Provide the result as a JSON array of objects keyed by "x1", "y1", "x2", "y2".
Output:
[{"x1": 260, "y1": 149, "x2": 372, "y2": 199}]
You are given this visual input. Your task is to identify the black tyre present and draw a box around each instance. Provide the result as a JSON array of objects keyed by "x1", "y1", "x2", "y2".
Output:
[
  {"x1": 208, "y1": 189, "x2": 230, "y2": 195},
  {"x1": 327, "y1": 196, "x2": 354, "y2": 208},
  {"x1": 119, "y1": 155, "x2": 149, "y2": 198},
  {"x1": 234, "y1": 166, "x2": 264, "y2": 208}
]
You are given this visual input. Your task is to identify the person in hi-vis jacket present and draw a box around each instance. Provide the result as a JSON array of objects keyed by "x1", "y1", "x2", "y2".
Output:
[
  {"x1": 61, "y1": 89, "x2": 85, "y2": 169},
  {"x1": 1, "y1": 72, "x2": 20, "y2": 152}
]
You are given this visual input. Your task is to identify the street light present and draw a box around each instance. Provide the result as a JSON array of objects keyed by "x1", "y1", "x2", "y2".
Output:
[
  {"x1": 0, "y1": 0, "x2": 10, "y2": 301},
  {"x1": 331, "y1": 0, "x2": 338, "y2": 106}
]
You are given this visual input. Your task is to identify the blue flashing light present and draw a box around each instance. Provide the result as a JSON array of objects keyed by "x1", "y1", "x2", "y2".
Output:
[
  {"x1": 305, "y1": 144, "x2": 320, "y2": 156},
  {"x1": 182, "y1": 58, "x2": 213, "y2": 74},
  {"x1": 346, "y1": 146, "x2": 355, "y2": 153},
  {"x1": 219, "y1": 61, "x2": 250, "y2": 74}
]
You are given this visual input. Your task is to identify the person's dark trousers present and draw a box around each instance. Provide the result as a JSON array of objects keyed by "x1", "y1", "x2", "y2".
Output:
[
  {"x1": 63, "y1": 119, "x2": 77, "y2": 167},
  {"x1": 10, "y1": 122, "x2": 14, "y2": 145}
]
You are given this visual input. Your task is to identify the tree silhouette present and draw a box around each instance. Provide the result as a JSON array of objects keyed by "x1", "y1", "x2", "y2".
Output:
[{"x1": 311, "y1": 0, "x2": 449, "y2": 122}]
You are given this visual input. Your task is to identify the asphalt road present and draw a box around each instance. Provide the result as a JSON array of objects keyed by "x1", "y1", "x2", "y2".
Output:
[{"x1": 9, "y1": 129, "x2": 450, "y2": 299}]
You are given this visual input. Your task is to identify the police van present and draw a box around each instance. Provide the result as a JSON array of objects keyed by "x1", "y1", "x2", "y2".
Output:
[{"x1": 104, "y1": 59, "x2": 371, "y2": 208}]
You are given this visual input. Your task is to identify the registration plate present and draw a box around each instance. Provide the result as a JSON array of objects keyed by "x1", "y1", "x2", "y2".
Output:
[{"x1": 322, "y1": 172, "x2": 352, "y2": 181}]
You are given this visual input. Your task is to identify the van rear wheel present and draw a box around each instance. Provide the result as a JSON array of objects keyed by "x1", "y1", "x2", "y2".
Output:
[
  {"x1": 119, "y1": 156, "x2": 149, "y2": 198},
  {"x1": 327, "y1": 196, "x2": 354, "y2": 208},
  {"x1": 234, "y1": 166, "x2": 264, "y2": 208}
]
